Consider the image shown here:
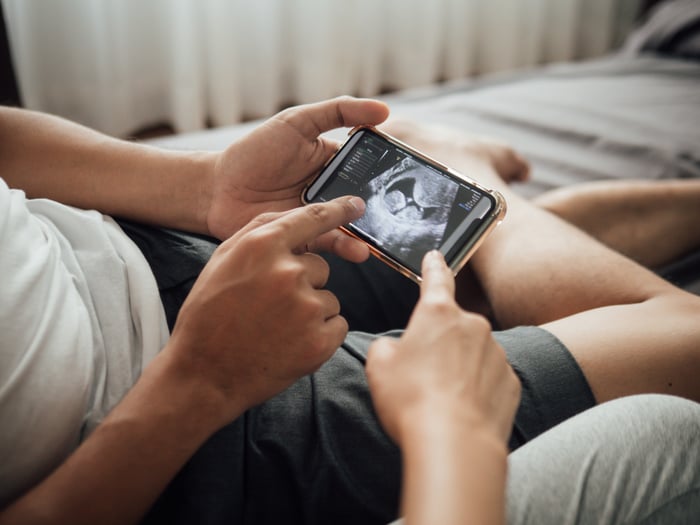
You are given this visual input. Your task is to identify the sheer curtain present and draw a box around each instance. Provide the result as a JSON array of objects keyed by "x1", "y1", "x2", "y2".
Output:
[{"x1": 3, "y1": 0, "x2": 641, "y2": 137}]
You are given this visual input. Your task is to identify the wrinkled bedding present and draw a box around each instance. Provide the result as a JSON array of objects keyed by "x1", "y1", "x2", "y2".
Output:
[
  {"x1": 150, "y1": 55, "x2": 700, "y2": 196},
  {"x1": 147, "y1": 1, "x2": 700, "y2": 291},
  {"x1": 382, "y1": 55, "x2": 700, "y2": 198}
]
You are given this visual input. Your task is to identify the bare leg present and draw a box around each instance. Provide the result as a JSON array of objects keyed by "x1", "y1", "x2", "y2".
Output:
[
  {"x1": 535, "y1": 179, "x2": 700, "y2": 269},
  {"x1": 384, "y1": 122, "x2": 700, "y2": 405},
  {"x1": 379, "y1": 120, "x2": 530, "y2": 319}
]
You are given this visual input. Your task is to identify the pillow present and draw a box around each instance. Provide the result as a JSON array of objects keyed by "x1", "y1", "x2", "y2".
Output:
[{"x1": 623, "y1": 0, "x2": 700, "y2": 60}]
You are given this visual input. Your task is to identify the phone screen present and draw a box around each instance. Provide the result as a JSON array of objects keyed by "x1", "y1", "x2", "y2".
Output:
[{"x1": 304, "y1": 128, "x2": 498, "y2": 277}]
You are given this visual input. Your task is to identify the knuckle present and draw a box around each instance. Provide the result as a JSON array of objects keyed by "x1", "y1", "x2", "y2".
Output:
[
  {"x1": 367, "y1": 337, "x2": 398, "y2": 367},
  {"x1": 334, "y1": 95, "x2": 353, "y2": 104},
  {"x1": 322, "y1": 324, "x2": 347, "y2": 354},
  {"x1": 304, "y1": 202, "x2": 333, "y2": 223},
  {"x1": 421, "y1": 296, "x2": 458, "y2": 318},
  {"x1": 242, "y1": 227, "x2": 280, "y2": 252},
  {"x1": 454, "y1": 310, "x2": 489, "y2": 332},
  {"x1": 276, "y1": 105, "x2": 299, "y2": 124},
  {"x1": 276, "y1": 260, "x2": 306, "y2": 285},
  {"x1": 251, "y1": 211, "x2": 283, "y2": 227},
  {"x1": 259, "y1": 260, "x2": 304, "y2": 297},
  {"x1": 301, "y1": 295, "x2": 324, "y2": 318},
  {"x1": 447, "y1": 311, "x2": 492, "y2": 343},
  {"x1": 465, "y1": 313, "x2": 492, "y2": 334},
  {"x1": 369, "y1": 337, "x2": 396, "y2": 355}
]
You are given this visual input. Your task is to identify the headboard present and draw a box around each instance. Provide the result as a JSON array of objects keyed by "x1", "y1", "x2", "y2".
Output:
[{"x1": 0, "y1": 3, "x2": 20, "y2": 107}]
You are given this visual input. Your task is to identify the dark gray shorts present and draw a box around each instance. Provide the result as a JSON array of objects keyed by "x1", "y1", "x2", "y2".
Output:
[{"x1": 118, "y1": 221, "x2": 595, "y2": 525}]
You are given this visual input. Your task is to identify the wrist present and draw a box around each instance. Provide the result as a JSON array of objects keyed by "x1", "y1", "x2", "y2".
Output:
[
  {"x1": 171, "y1": 149, "x2": 217, "y2": 236},
  {"x1": 135, "y1": 343, "x2": 241, "y2": 438},
  {"x1": 396, "y1": 399, "x2": 506, "y2": 454},
  {"x1": 397, "y1": 401, "x2": 508, "y2": 525}
]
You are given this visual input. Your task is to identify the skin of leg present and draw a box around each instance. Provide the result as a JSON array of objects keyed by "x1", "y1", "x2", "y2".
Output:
[
  {"x1": 379, "y1": 120, "x2": 529, "y2": 320},
  {"x1": 534, "y1": 178, "x2": 700, "y2": 268},
  {"x1": 383, "y1": 123, "x2": 700, "y2": 405}
]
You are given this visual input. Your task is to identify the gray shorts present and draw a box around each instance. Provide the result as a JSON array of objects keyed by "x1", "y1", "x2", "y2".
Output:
[{"x1": 118, "y1": 221, "x2": 595, "y2": 525}]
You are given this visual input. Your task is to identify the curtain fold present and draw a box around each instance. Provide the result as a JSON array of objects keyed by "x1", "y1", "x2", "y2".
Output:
[{"x1": 3, "y1": 0, "x2": 641, "y2": 137}]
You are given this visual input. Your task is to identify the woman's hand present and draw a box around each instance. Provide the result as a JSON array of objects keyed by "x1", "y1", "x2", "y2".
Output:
[
  {"x1": 206, "y1": 96, "x2": 389, "y2": 248},
  {"x1": 366, "y1": 251, "x2": 521, "y2": 525},
  {"x1": 366, "y1": 251, "x2": 521, "y2": 445}
]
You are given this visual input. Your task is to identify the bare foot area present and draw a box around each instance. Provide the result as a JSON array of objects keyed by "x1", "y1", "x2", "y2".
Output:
[{"x1": 379, "y1": 120, "x2": 530, "y2": 188}]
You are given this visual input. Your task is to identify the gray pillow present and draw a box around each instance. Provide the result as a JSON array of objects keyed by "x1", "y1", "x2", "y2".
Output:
[{"x1": 623, "y1": 0, "x2": 700, "y2": 60}]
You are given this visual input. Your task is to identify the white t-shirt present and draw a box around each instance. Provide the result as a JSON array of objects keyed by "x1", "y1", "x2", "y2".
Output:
[{"x1": 0, "y1": 178, "x2": 169, "y2": 505}]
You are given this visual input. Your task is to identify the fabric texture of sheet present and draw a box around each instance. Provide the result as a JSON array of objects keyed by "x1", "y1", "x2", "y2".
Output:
[{"x1": 147, "y1": 38, "x2": 700, "y2": 290}]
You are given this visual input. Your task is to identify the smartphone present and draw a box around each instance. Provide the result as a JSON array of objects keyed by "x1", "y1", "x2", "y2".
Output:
[{"x1": 302, "y1": 126, "x2": 507, "y2": 283}]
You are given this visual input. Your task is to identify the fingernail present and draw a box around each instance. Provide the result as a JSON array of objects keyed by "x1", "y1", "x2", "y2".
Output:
[
  {"x1": 426, "y1": 250, "x2": 444, "y2": 266},
  {"x1": 348, "y1": 196, "x2": 365, "y2": 214}
]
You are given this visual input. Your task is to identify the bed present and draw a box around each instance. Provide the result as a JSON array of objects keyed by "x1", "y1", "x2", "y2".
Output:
[{"x1": 147, "y1": 0, "x2": 700, "y2": 294}]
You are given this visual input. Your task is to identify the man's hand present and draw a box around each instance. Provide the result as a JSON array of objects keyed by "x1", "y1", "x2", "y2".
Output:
[
  {"x1": 0, "y1": 196, "x2": 367, "y2": 525},
  {"x1": 366, "y1": 251, "x2": 521, "y2": 445},
  {"x1": 206, "y1": 96, "x2": 389, "y2": 244},
  {"x1": 0, "y1": 98, "x2": 386, "y2": 248},
  {"x1": 167, "y1": 195, "x2": 367, "y2": 427}
]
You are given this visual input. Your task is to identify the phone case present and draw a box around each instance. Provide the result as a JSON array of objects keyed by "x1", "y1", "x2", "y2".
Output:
[{"x1": 302, "y1": 126, "x2": 507, "y2": 283}]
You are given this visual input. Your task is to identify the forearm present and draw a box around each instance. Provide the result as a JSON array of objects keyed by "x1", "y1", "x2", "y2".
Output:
[
  {"x1": 398, "y1": 410, "x2": 507, "y2": 525},
  {"x1": 0, "y1": 349, "x2": 230, "y2": 525},
  {"x1": 0, "y1": 107, "x2": 216, "y2": 234}
]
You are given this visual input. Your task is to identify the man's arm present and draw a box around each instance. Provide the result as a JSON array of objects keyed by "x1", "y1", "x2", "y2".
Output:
[
  {"x1": 367, "y1": 252, "x2": 521, "y2": 525},
  {"x1": 0, "y1": 197, "x2": 366, "y2": 525},
  {"x1": 0, "y1": 106, "x2": 215, "y2": 234},
  {"x1": 0, "y1": 97, "x2": 389, "y2": 240}
]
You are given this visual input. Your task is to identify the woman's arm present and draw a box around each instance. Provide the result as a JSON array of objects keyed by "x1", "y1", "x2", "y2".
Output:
[
  {"x1": 397, "y1": 404, "x2": 509, "y2": 525},
  {"x1": 366, "y1": 252, "x2": 520, "y2": 525}
]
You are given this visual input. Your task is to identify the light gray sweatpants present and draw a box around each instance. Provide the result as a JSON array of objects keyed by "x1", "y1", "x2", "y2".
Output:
[
  {"x1": 507, "y1": 394, "x2": 700, "y2": 524},
  {"x1": 390, "y1": 394, "x2": 699, "y2": 524}
]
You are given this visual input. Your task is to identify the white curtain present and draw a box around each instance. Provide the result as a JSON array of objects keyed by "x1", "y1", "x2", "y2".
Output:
[{"x1": 3, "y1": 0, "x2": 641, "y2": 137}]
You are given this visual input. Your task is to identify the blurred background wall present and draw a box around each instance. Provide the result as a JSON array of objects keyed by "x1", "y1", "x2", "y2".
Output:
[{"x1": 2, "y1": 0, "x2": 645, "y2": 137}]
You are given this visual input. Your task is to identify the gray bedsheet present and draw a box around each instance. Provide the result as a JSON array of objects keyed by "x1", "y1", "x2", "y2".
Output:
[
  {"x1": 147, "y1": 53, "x2": 700, "y2": 292},
  {"x1": 149, "y1": 55, "x2": 700, "y2": 197},
  {"x1": 382, "y1": 55, "x2": 700, "y2": 198}
]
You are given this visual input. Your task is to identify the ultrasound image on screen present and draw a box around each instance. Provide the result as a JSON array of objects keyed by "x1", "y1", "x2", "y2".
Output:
[
  {"x1": 311, "y1": 131, "x2": 489, "y2": 274},
  {"x1": 353, "y1": 156, "x2": 458, "y2": 269}
]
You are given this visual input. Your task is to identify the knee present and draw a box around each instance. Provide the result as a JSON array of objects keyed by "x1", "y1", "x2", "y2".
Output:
[
  {"x1": 600, "y1": 394, "x2": 700, "y2": 473},
  {"x1": 506, "y1": 395, "x2": 700, "y2": 524},
  {"x1": 612, "y1": 393, "x2": 700, "y2": 438}
]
